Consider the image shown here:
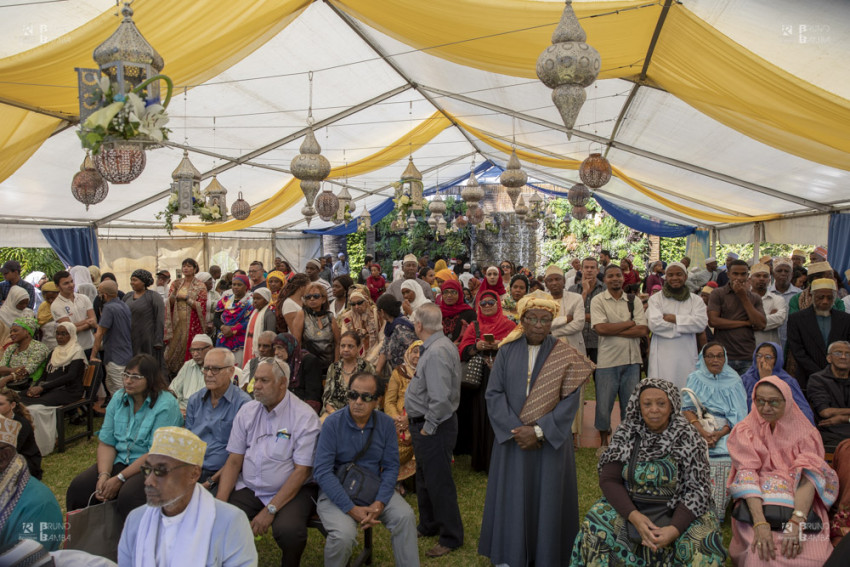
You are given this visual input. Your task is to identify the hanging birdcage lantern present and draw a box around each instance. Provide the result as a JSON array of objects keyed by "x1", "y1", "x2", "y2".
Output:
[
  {"x1": 203, "y1": 176, "x2": 228, "y2": 221},
  {"x1": 71, "y1": 153, "x2": 109, "y2": 211},
  {"x1": 579, "y1": 153, "x2": 612, "y2": 188},
  {"x1": 528, "y1": 191, "x2": 544, "y2": 218},
  {"x1": 407, "y1": 211, "x2": 417, "y2": 229},
  {"x1": 536, "y1": 0, "x2": 601, "y2": 139},
  {"x1": 231, "y1": 192, "x2": 251, "y2": 221},
  {"x1": 171, "y1": 149, "x2": 201, "y2": 215},
  {"x1": 336, "y1": 186, "x2": 352, "y2": 223},
  {"x1": 461, "y1": 171, "x2": 484, "y2": 207},
  {"x1": 437, "y1": 216, "x2": 447, "y2": 236},
  {"x1": 315, "y1": 186, "x2": 340, "y2": 222},
  {"x1": 514, "y1": 195, "x2": 529, "y2": 221},
  {"x1": 357, "y1": 207, "x2": 371, "y2": 232},
  {"x1": 500, "y1": 149, "x2": 527, "y2": 206},
  {"x1": 468, "y1": 205, "x2": 485, "y2": 226},
  {"x1": 571, "y1": 205, "x2": 588, "y2": 220},
  {"x1": 400, "y1": 157, "x2": 424, "y2": 211},
  {"x1": 568, "y1": 183, "x2": 591, "y2": 207}
]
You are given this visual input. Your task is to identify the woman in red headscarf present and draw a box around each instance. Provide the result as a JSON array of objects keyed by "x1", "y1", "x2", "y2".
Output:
[
  {"x1": 437, "y1": 280, "x2": 475, "y2": 344},
  {"x1": 457, "y1": 289, "x2": 516, "y2": 472},
  {"x1": 727, "y1": 375, "x2": 838, "y2": 566}
]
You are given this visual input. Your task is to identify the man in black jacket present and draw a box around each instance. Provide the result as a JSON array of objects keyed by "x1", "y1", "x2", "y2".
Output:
[
  {"x1": 787, "y1": 279, "x2": 850, "y2": 392},
  {"x1": 807, "y1": 340, "x2": 850, "y2": 450}
]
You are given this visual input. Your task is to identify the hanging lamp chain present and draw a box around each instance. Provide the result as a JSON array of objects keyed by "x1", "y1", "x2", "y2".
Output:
[{"x1": 307, "y1": 71, "x2": 314, "y2": 126}]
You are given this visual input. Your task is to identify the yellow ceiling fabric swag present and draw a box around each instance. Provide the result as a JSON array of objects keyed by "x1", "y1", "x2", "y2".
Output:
[
  {"x1": 177, "y1": 112, "x2": 452, "y2": 232},
  {"x1": 454, "y1": 115, "x2": 780, "y2": 224}
]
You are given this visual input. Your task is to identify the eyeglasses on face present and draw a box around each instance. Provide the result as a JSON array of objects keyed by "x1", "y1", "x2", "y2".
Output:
[
  {"x1": 202, "y1": 365, "x2": 230, "y2": 375},
  {"x1": 189, "y1": 346, "x2": 210, "y2": 353},
  {"x1": 122, "y1": 372, "x2": 146, "y2": 382},
  {"x1": 754, "y1": 397, "x2": 785, "y2": 408},
  {"x1": 349, "y1": 300, "x2": 365, "y2": 307},
  {"x1": 523, "y1": 316, "x2": 553, "y2": 327},
  {"x1": 479, "y1": 300, "x2": 497, "y2": 307},
  {"x1": 703, "y1": 353, "x2": 725, "y2": 360},
  {"x1": 140, "y1": 463, "x2": 193, "y2": 478},
  {"x1": 829, "y1": 351, "x2": 850, "y2": 359},
  {"x1": 304, "y1": 294, "x2": 322, "y2": 300},
  {"x1": 755, "y1": 354, "x2": 776, "y2": 361},
  {"x1": 347, "y1": 390, "x2": 379, "y2": 403}
]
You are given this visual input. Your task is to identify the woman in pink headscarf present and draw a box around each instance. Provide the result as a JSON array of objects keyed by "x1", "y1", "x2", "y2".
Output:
[{"x1": 727, "y1": 376, "x2": 838, "y2": 566}]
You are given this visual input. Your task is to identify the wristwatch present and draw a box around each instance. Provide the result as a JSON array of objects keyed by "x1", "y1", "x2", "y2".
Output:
[
  {"x1": 266, "y1": 504, "x2": 278, "y2": 516},
  {"x1": 533, "y1": 425, "x2": 545, "y2": 443},
  {"x1": 116, "y1": 473, "x2": 127, "y2": 483},
  {"x1": 791, "y1": 510, "x2": 806, "y2": 521}
]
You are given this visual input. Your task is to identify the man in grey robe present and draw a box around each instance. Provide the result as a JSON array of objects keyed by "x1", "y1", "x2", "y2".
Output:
[{"x1": 479, "y1": 292, "x2": 595, "y2": 566}]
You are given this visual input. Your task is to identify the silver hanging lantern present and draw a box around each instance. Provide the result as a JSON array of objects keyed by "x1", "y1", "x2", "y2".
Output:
[
  {"x1": 427, "y1": 214, "x2": 438, "y2": 231},
  {"x1": 204, "y1": 176, "x2": 228, "y2": 221},
  {"x1": 301, "y1": 204, "x2": 316, "y2": 226},
  {"x1": 291, "y1": 128, "x2": 331, "y2": 213},
  {"x1": 400, "y1": 157, "x2": 424, "y2": 211},
  {"x1": 171, "y1": 149, "x2": 201, "y2": 215},
  {"x1": 315, "y1": 186, "x2": 340, "y2": 222},
  {"x1": 437, "y1": 216, "x2": 447, "y2": 236},
  {"x1": 568, "y1": 183, "x2": 591, "y2": 207},
  {"x1": 407, "y1": 211, "x2": 417, "y2": 229},
  {"x1": 335, "y1": 185, "x2": 352, "y2": 223},
  {"x1": 514, "y1": 195, "x2": 529, "y2": 221},
  {"x1": 71, "y1": 153, "x2": 109, "y2": 211},
  {"x1": 231, "y1": 191, "x2": 251, "y2": 221},
  {"x1": 461, "y1": 171, "x2": 484, "y2": 207},
  {"x1": 500, "y1": 149, "x2": 527, "y2": 206},
  {"x1": 536, "y1": 0, "x2": 601, "y2": 139},
  {"x1": 579, "y1": 153, "x2": 612, "y2": 189}
]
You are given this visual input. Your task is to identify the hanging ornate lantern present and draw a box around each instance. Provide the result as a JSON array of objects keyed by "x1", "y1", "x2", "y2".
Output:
[
  {"x1": 170, "y1": 149, "x2": 201, "y2": 215},
  {"x1": 407, "y1": 211, "x2": 417, "y2": 229},
  {"x1": 315, "y1": 186, "x2": 340, "y2": 222},
  {"x1": 461, "y1": 171, "x2": 484, "y2": 207},
  {"x1": 93, "y1": 141, "x2": 146, "y2": 184},
  {"x1": 427, "y1": 214, "x2": 438, "y2": 231},
  {"x1": 357, "y1": 207, "x2": 371, "y2": 232},
  {"x1": 231, "y1": 192, "x2": 251, "y2": 221},
  {"x1": 335, "y1": 186, "x2": 352, "y2": 223},
  {"x1": 400, "y1": 157, "x2": 424, "y2": 211},
  {"x1": 571, "y1": 205, "x2": 588, "y2": 220},
  {"x1": 301, "y1": 205, "x2": 316, "y2": 226},
  {"x1": 514, "y1": 195, "x2": 529, "y2": 221},
  {"x1": 203, "y1": 176, "x2": 228, "y2": 221},
  {"x1": 579, "y1": 153, "x2": 612, "y2": 189},
  {"x1": 536, "y1": 0, "x2": 601, "y2": 139},
  {"x1": 71, "y1": 153, "x2": 109, "y2": 211},
  {"x1": 437, "y1": 216, "x2": 447, "y2": 237},
  {"x1": 528, "y1": 191, "x2": 544, "y2": 217},
  {"x1": 429, "y1": 193, "x2": 447, "y2": 217},
  {"x1": 500, "y1": 149, "x2": 527, "y2": 206},
  {"x1": 455, "y1": 215, "x2": 468, "y2": 229},
  {"x1": 291, "y1": 128, "x2": 331, "y2": 206},
  {"x1": 468, "y1": 204, "x2": 485, "y2": 226},
  {"x1": 567, "y1": 183, "x2": 591, "y2": 207}
]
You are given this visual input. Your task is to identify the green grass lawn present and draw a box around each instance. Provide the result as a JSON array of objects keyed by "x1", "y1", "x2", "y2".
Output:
[{"x1": 44, "y1": 419, "x2": 733, "y2": 566}]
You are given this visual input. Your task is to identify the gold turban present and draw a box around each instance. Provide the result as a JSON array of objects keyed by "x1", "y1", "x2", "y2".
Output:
[{"x1": 500, "y1": 290, "x2": 560, "y2": 346}]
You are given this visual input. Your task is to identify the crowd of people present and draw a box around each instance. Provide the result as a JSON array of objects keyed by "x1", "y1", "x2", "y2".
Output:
[{"x1": 1, "y1": 246, "x2": 850, "y2": 566}]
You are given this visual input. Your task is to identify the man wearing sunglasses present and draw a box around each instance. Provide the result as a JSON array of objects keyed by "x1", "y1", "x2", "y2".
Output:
[
  {"x1": 313, "y1": 372, "x2": 419, "y2": 566},
  {"x1": 216, "y1": 358, "x2": 320, "y2": 567},
  {"x1": 119, "y1": 427, "x2": 257, "y2": 566}
]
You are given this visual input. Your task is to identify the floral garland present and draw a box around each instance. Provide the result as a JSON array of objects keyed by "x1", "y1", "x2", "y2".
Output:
[
  {"x1": 78, "y1": 76, "x2": 172, "y2": 155},
  {"x1": 156, "y1": 186, "x2": 222, "y2": 234}
]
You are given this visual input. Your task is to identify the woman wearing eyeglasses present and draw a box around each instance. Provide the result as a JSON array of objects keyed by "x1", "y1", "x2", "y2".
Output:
[
  {"x1": 682, "y1": 342, "x2": 748, "y2": 522},
  {"x1": 66, "y1": 353, "x2": 182, "y2": 519},
  {"x1": 438, "y1": 279, "x2": 475, "y2": 344},
  {"x1": 458, "y1": 290, "x2": 516, "y2": 472},
  {"x1": 727, "y1": 376, "x2": 838, "y2": 566},
  {"x1": 291, "y1": 283, "x2": 340, "y2": 380}
]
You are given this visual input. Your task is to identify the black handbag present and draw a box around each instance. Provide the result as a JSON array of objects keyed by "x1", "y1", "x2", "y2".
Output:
[
  {"x1": 626, "y1": 433, "x2": 675, "y2": 544},
  {"x1": 731, "y1": 500, "x2": 822, "y2": 534},
  {"x1": 461, "y1": 321, "x2": 486, "y2": 389},
  {"x1": 335, "y1": 411, "x2": 383, "y2": 506}
]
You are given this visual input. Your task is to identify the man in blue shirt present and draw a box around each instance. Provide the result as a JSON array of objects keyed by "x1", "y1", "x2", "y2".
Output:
[
  {"x1": 186, "y1": 348, "x2": 251, "y2": 486},
  {"x1": 0, "y1": 261, "x2": 35, "y2": 308},
  {"x1": 332, "y1": 253, "x2": 350, "y2": 279},
  {"x1": 314, "y1": 371, "x2": 419, "y2": 567},
  {"x1": 91, "y1": 280, "x2": 133, "y2": 397}
]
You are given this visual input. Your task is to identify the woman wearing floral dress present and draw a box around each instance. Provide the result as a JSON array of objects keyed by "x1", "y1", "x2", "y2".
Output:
[{"x1": 164, "y1": 258, "x2": 207, "y2": 375}]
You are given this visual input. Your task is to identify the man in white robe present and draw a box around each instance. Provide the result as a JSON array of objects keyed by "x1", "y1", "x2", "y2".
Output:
[{"x1": 647, "y1": 262, "x2": 708, "y2": 388}]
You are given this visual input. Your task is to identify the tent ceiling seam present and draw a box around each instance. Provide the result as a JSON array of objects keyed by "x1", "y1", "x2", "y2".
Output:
[{"x1": 418, "y1": 85, "x2": 831, "y2": 212}]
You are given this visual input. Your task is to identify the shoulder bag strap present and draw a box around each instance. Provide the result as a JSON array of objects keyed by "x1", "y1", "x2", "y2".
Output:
[
  {"x1": 474, "y1": 320, "x2": 480, "y2": 339},
  {"x1": 626, "y1": 293, "x2": 635, "y2": 320},
  {"x1": 627, "y1": 433, "x2": 642, "y2": 495},
  {"x1": 680, "y1": 388, "x2": 706, "y2": 419},
  {"x1": 351, "y1": 410, "x2": 377, "y2": 464}
]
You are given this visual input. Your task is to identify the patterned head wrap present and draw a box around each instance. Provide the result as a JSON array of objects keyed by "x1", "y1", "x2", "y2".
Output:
[
  {"x1": 598, "y1": 378, "x2": 714, "y2": 518},
  {"x1": 12, "y1": 316, "x2": 38, "y2": 337},
  {"x1": 131, "y1": 269, "x2": 154, "y2": 288},
  {"x1": 499, "y1": 290, "x2": 560, "y2": 346}
]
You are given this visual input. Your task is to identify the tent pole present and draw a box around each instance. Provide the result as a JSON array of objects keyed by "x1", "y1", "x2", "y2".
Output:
[
  {"x1": 753, "y1": 222, "x2": 761, "y2": 263},
  {"x1": 271, "y1": 230, "x2": 277, "y2": 261},
  {"x1": 710, "y1": 228, "x2": 717, "y2": 258},
  {"x1": 203, "y1": 233, "x2": 210, "y2": 269}
]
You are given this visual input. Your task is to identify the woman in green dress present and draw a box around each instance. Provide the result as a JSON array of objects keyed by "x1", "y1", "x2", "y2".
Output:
[{"x1": 571, "y1": 378, "x2": 726, "y2": 566}]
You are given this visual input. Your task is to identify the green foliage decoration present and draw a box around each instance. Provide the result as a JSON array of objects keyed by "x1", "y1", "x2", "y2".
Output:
[{"x1": 0, "y1": 248, "x2": 65, "y2": 278}]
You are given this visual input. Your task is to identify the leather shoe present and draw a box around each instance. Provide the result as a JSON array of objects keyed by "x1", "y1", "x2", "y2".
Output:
[{"x1": 425, "y1": 544, "x2": 455, "y2": 558}]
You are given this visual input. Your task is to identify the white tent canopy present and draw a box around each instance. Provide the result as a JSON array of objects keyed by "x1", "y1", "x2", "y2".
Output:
[{"x1": 1, "y1": 0, "x2": 848, "y2": 248}]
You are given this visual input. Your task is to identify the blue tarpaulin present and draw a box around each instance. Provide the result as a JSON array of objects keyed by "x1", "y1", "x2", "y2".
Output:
[{"x1": 41, "y1": 227, "x2": 100, "y2": 267}]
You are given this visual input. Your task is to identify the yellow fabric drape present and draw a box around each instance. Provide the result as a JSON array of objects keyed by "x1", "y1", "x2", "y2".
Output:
[
  {"x1": 0, "y1": 0, "x2": 311, "y2": 183},
  {"x1": 0, "y1": 107, "x2": 62, "y2": 184},
  {"x1": 456, "y1": 116, "x2": 781, "y2": 223},
  {"x1": 332, "y1": 0, "x2": 850, "y2": 171},
  {"x1": 177, "y1": 112, "x2": 452, "y2": 232}
]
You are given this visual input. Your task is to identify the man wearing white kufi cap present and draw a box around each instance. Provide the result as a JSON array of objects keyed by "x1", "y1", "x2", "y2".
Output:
[
  {"x1": 646, "y1": 262, "x2": 708, "y2": 388},
  {"x1": 119, "y1": 427, "x2": 256, "y2": 566},
  {"x1": 386, "y1": 254, "x2": 434, "y2": 302},
  {"x1": 787, "y1": 279, "x2": 850, "y2": 393}
]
